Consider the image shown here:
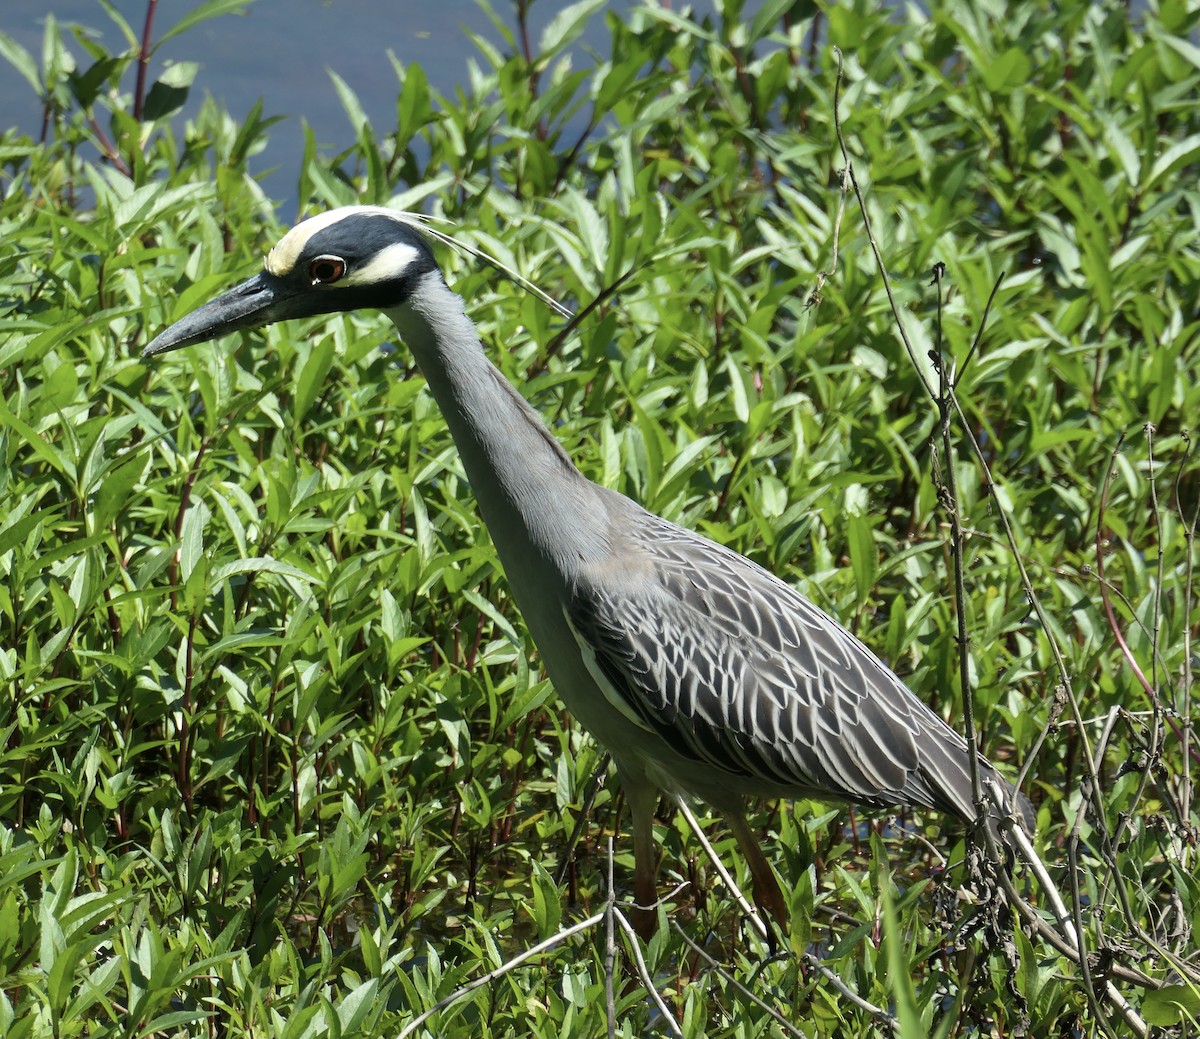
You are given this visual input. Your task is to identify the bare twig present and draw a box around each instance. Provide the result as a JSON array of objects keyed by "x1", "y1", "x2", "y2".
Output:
[
  {"x1": 670, "y1": 923, "x2": 813, "y2": 1039},
  {"x1": 930, "y1": 262, "x2": 988, "y2": 843},
  {"x1": 613, "y1": 910, "x2": 684, "y2": 1038},
  {"x1": 675, "y1": 797, "x2": 770, "y2": 941},
  {"x1": 827, "y1": 44, "x2": 1150, "y2": 1035},
  {"x1": 948, "y1": 389, "x2": 1111, "y2": 795},
  {"x1": 805, "y1": 52, "x2": 850, "y2": 313},
  {"x1": 802, "y1": 952, "x2": 897, "y2": 1031},
  {"x1": 1147, "y1": 424, "x2": 1166, "y2": 698},
  {"x1": 1066, "y1": 818, "x2": 1117, "y2": 1036},
  {"x1": 829, "y1": 48, "x2": 935, "y2": 400},
  {"x1": 1176, "y1": 432, "x2": 1198, "y2": 828},
  {"x1": 396, "y1": 912, "x2": 605, "y2": 1039},
  {"x1": 1005, "y1": 826, "x2": 1148, "y2": 1036},
  {"x1": 1096, "y1": 438, "x2": 1163, "y2": 708},
  {"x1": 954, "y1": 270, "x2": 1005, "y2": 383}
]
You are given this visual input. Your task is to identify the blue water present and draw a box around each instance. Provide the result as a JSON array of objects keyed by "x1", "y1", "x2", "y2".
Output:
[{"x1": 1, "y1": 0, "x2": 630, "y2": 209}]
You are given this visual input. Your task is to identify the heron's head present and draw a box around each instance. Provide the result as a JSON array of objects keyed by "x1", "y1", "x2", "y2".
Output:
[{"x1": 143, "y1": 206, "x2": 439, "y2": 357}]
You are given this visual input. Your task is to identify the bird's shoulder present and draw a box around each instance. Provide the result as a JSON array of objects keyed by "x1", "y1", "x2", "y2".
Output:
[
  {"x1": 577, "y1": 498, "x2": 859, "y2": 671},
  {"x1": 570, "y1": 498, "x2": 932, "y2": 729}
]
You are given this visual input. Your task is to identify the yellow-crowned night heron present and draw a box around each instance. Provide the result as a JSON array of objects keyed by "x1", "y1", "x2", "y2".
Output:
[{"x1": 145, "y1": 205, "x2": 1033, "y2": 934}]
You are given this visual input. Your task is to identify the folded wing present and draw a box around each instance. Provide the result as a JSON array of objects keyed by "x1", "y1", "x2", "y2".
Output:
[{"x1": 567, "y1": 511, "x2": 1027, "y2": 829}]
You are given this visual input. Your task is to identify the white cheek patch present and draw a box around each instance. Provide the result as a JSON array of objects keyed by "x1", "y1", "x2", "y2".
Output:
[{"x1": 342, "y1": 241, "x2": 421, "y2": 286}]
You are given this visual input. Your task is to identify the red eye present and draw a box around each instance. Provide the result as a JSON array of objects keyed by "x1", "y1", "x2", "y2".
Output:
[{"x1": 309, "y1": 255, "x2": 346, "y2": 285}]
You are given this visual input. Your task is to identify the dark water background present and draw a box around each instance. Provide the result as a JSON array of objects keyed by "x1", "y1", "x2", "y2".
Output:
[{"x1": 2, "y1": 0, "x2": 642, "y2": 208}]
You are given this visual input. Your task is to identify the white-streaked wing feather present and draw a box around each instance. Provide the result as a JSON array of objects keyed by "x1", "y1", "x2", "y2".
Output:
[{"x1": 567, "y1": 511, "x2": 1025, "y2": 825}]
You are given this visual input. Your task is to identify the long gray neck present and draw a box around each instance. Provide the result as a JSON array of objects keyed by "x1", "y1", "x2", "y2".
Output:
[{"x1": 386, "y1": 273, "x2": 608, "y2": 586}]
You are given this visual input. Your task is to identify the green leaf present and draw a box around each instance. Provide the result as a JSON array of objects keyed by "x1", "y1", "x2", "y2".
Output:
[
  {"x1": 1158, "y1": 30, "x2": 1200, "y2": 71},
  {"x1": 747, "y1": 0, "x2": 805, "y2": 45},
  {"x1": 179, "y1": 501, "x2": 210, "y2": 583},
  {"x1": 67, "y1": 56, "x2": 121, "y2": 109},
  {"x1": 293, "y1": 339, "x2": 335, "y2": 420},
  {"x1": 538, "y1": 0, "x2": 606, "y2": 61},
  {"x1": 881, "y1": 882, "x2": 923, "y2": 1039},
  {"x1": 142, "y1": 63, "x2": 199, "y2": 122},
  {"x1": 209, "y1": 557, "x2": 318, "y2": 584},
  {"x1": 982, "y1": 47, "x2": 1032, "y2": 94},
  {"x1": 0, "y1": 407, "x2": 68, "y2": 478},
  {"x1": 157, "y1": 0, "x2": 253, "y2": 45},
  {"x1": 336, "y1": 978, "x2": 379, "y2": 1032},
  {"x1": 1100, "y1": 116, "x2": 1141, "y2": 186},
  {"x1": 846, "y1": 511, "x2": 878, "y2": 606},
  {"x1": 395, "y1": 60, "x2": 432, "y2": 138},
  {"x1": 329, "y1": 69, "x2": 368, "y2": 133},
  {"x1": 0, "y1": 31, "x2": 39, "y2": 95},
  {"x1": 1145, "y1": 134, "x2": 1200, "y2": 193},
  {"x1": 1143, "y1": 984, "x2": 1200, "y2": 1027}
]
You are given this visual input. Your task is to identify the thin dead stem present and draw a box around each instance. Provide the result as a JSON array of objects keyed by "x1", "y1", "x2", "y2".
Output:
[
  {"x1": 395, "y1": 911, "x2": 606, "y2": 1039},
  {"x1": 675, "y1": 796, "x2": 770, "y2": 941},
  {"x1": 805, "y1": 52, "x2": 850, "y2": 316},
  {"x1": 1176, "y1": 432, "x2": 1198, "y2": 829},
  {"x1": 930, "y1": 262, "x2": 988, "y2": 843},
  {"x1": 829, "y1": 49, "x2": 935, "y2": 401},
  {"x1": 801, "y1": 952, "x2": 897, "y2": 1031},
  {"x1": 671, "y1": 924, "x2": 813, "y2": 1039},
  {"x1": 613, "y1": 910, "x2": 684, "y2": 1038},
  {"x1": 1097, "y1": 436, "x2": 1163, "y2": 707},
  {"x1": 829, "y1": 42, "x2": 1152, "y2": 1036}
]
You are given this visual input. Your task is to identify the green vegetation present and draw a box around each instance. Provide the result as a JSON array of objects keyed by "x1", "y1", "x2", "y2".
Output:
[{"x1": 2, "y1": 0, "x2": 1198, "y2": 1035}]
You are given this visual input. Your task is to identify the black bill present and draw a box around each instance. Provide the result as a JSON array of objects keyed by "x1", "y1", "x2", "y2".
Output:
[{"x1": 142, "y1": 271, "x2": 303, "y2": 357}]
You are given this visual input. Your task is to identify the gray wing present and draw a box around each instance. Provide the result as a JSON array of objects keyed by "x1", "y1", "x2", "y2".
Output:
[{"x1": 568, "y1": 512, "x2": 1022, "y2": 826}]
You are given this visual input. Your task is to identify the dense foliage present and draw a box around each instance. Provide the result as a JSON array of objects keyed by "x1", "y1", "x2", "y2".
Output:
[{"x1": 1, "y1": 0, "x2": 1198, "y2": 1035}]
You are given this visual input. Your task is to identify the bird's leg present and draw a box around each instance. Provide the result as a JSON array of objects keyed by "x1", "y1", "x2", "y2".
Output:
[
  {"x1": 721, "y1": 807, "x2": 789, "y2": 930},
  {"x1": 624, "y1": 782, "x2": 662, "y2": 939}
]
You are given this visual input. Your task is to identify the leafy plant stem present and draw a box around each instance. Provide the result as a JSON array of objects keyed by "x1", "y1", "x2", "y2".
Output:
[
  {"x1": 179, "y1": 611, "x2": 198, "y2": 813},
  {"x1": 133, "y1": 0, "x2": 159, "y2": 123},
  {"x1": 605, "y1": 836, "x2": 616, "y2": 1039}
]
